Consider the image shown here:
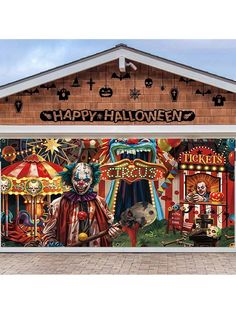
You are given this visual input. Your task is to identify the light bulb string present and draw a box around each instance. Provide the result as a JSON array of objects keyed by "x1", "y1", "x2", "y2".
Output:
[{"x1": 2, "y1": 142, "x2": 46, "y2": 158}]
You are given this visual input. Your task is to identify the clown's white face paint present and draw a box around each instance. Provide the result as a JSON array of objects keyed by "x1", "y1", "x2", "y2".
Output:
[
  {"x1": 72, "y1": 163, "x2": 93, "y2": 195},
  {"x1": 196, "y1": 181, "x2": 207, "y2": 196}
]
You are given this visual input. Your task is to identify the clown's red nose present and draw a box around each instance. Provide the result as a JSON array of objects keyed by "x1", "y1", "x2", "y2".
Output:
[{"x1": 127, "y1": 138, "x2": 139, "y2": 145}]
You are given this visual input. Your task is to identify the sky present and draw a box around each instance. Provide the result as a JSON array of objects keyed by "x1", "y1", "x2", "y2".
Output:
[
  {"x1": 0, "y1": 1, "x2": 236, "y2": 313},
  {"x1": 0, "y1": 39, "x2": 236, "y2": 86}
]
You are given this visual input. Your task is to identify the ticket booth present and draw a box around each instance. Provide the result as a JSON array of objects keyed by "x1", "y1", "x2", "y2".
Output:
[{"x1": 178, "y1": 146, "x2": 231, "y2": 229}]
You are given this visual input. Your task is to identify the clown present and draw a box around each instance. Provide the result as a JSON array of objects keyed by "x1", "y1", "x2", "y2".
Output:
[
  {"x1": 42, "y1": 162, "x2": 121, "y2": 247},
  {"x1": 186, "y1": 181, "x2": 210, "y2": 203}
]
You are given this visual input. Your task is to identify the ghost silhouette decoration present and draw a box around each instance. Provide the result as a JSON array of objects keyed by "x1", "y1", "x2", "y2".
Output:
[
  {"x1": 212, "y1": 95, "x2": 225, "y2": 106},
  {"x1": 57, "y1": 88, "x2": 70, "y2": 101}
]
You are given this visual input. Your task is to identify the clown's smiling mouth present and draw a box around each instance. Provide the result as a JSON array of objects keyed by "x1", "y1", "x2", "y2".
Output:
[
  {"x1": 74, "y1": 182, "x2": 89, "y2": 194},
  {"x1": 112, "y1": 143, "x2": 155, "y2": 163},
  {"x1": 109, "y1": 140, "x2": 157, "y2": 221}
]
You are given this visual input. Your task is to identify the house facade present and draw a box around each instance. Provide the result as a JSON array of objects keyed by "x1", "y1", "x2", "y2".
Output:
[{"x1": 0, "y1": 44, "x2": 235, "y2": 251}]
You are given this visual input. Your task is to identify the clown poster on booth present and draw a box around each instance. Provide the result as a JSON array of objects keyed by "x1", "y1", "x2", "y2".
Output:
[{"x1": 0, "y1": 138, "x2": 235, "y2": 248}]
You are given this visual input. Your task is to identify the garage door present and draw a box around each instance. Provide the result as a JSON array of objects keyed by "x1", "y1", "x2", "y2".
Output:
[{"x1": 1, "y1": 137, "x2": 235, "y2": 251}]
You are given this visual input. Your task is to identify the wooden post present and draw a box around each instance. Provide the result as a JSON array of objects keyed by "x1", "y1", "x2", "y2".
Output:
[{"x1": 166, "y1": 210, "x2": 171, "y2": 234}]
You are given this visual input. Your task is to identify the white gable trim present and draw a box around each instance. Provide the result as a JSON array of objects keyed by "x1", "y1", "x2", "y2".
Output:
[
  {"x1": 1, "y1": 46, "x2": 236, "y2": 98},
  {"x1": 122, "y1": 49, "x2": 236, "y2": 93},
  {"x1": 0, "y1": 49, "x2": 122, "y2": 98}
]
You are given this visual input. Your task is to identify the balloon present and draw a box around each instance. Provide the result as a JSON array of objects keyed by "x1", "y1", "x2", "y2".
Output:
[
  {"x1": 78, "y1": 232, "x2": 88, "y2": 241},
  {"x1": 78, "y1": 211, "x2": 88, "y2": 221},
  {"x1": 229, "y1": 151, "x2": 235, "y2": 166},
  {"x1": 167, "y1": 139, "x2": 182, "y2": 148},
  {"x1": 226, "y1": 139, "x2": 235, "y2": 151},
  {"x1": 2, "y1": 146, "x2": 16, "y2": 162},
  {"x1": 158, "y1": 139, "x2": 172, "y2": 152}
]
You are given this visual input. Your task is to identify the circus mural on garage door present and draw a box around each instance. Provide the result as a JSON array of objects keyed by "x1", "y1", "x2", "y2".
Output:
[{"x1": 0, "y1": 138, "x2": 235, "y2": 248}]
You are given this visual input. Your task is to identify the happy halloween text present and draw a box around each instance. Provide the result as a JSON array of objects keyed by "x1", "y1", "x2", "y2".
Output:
[{"x1": 40, "y1": 109, "x2": 195, "y2": 123}]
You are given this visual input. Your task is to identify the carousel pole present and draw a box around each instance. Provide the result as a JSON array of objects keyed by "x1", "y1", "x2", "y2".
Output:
[
  {"x1": 5, "y1": 194, "x2": 8, "y2": 237},
  {"x1": 31, "y1": 195, "x2": 34, "y2": 237},
  {"x1": 2, "y1": 193, "x2": 5, "y2": 235},
  {"x1": 34, "y1": 197, "x2": 37, "y2": 238},
  {"x1": 16, "y1": 194, "x2": 20, "y2": 218},
  {"x1": 47, "y1": 194, "x2": 51, "y2": 204}
]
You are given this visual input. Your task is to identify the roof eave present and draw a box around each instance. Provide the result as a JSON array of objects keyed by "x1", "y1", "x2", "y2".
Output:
[
  {"x1": 122, "y1": 48, "x2": 236, "y2": 93},
  {"x1": 0, "y1": 48, "x2": 124, "y2": 98},
  {"x1": 1, "y1": 45, "x2": 236, "y2": 98}
]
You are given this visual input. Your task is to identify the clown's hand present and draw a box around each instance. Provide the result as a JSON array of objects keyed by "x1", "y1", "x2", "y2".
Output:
[
  {"x1": 186, "y1": 194, "x2": 192, "y2": 202},
  {"x1": 193, "y1": 194, "x2": 204, "y2": 202},
  {"x1": 107, "y1": 223, "x2": 123, "y2": 239}
]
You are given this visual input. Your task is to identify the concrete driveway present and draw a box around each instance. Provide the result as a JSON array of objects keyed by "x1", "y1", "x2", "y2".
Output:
[{"x1": 0, "y1": 253, "x2": 236, "y2": 274}]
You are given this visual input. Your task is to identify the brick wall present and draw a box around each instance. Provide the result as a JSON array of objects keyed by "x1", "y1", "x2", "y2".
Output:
[{"x1": 0, "y1": 60, "x2": 235, "y2": 125}]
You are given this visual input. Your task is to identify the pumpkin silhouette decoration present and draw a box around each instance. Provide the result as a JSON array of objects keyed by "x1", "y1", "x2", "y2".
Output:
[
  {"x1": 210, "y1": 191, "x2": 224, "y2": 203},
  {"x1": 99, "y1": 86, "x2": 113, "y2": 97}
]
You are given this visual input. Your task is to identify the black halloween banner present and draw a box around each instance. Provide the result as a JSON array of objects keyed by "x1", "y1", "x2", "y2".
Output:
[{"x1": 40, "y1": 109, "x2": 195, "y2": 123}]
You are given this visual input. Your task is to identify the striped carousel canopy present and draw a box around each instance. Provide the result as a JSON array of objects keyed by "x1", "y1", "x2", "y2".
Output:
[
  {"x1": 1, "y1": 153, "x2": 65, "y2": 196},
  {"x1": 1, "y1": 153, "x2": 63, "y2": 179}
]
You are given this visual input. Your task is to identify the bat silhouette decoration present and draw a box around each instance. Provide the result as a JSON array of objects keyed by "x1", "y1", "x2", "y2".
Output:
[
  {"x1": 111, "y1": 72, "x2": 131, "y2": 80},
  {"x1": 40, "y1": 111, "x2": 53, "y2": 121},
  {"x1": 183, "y1": 112, "x2": 195, "y2": 120}
]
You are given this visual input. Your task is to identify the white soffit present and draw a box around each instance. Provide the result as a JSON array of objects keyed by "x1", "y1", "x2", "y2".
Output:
[
  {"x1": 1, "y1": 125, "x2": 236, "y2": 138},
  {"x1": 1, "y1": 45, "x2": 236, "y2": 98}
]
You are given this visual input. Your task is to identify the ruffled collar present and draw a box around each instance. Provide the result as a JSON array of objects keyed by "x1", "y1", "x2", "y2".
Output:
[{"x1": 63, "y1": 190, "x2": 97, "y2": 203}]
